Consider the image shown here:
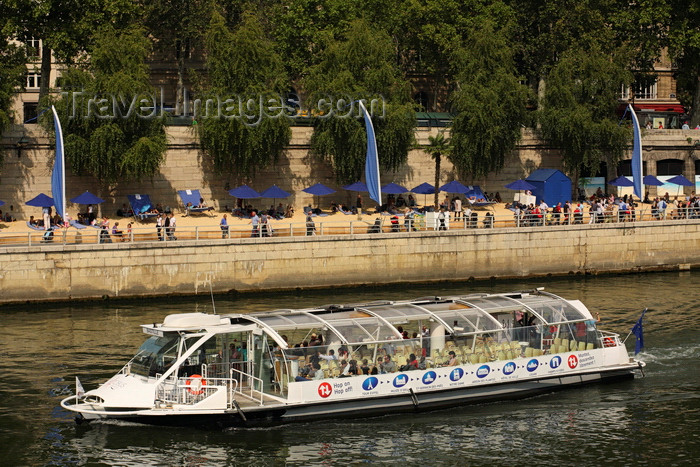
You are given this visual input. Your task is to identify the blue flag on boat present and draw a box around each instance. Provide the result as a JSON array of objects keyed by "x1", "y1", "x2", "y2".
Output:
[
  {"x1": 360, "y1": 100, "x2": 381, "y2": 204},
  {"x1": 631, "y1": 308, "x2": 647, "y2": 355},
  {"x1": 628, "y1": 104, "x2": 643, "y2": 200},
  {"x1": 50, "y1": 105, "x2": 66, "y2": 221}
]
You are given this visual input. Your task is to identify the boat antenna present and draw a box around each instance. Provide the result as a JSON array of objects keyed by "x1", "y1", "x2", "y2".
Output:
[{"x1": 209, "y1": 278, "x2": 216, "y2": 315}]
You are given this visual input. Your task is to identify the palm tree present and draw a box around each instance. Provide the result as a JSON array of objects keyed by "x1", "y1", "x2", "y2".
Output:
[{"x1": 425, "y1": 131, "x2": 451, "y2": 208}]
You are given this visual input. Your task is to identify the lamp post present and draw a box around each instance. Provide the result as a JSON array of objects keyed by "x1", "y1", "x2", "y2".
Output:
[{"x1": 15, "y1": 135, "x2": 29, "y2": 158}]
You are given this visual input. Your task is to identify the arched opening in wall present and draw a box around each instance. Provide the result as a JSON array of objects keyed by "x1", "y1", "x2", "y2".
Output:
[
  {"x1": 656, "y1": 158, "x2": 684, "y2": 176},
  {"x1": 579, "y1": 162, "x2": 607, "y2": 197},
  {"x1": 285, "y1": 87, "x2": 300, "y2": 115},
  {"x1": 616, "y1": 160, "x2": 647, "y2": 176},
  {"x1": 414, "y1": 91, "x2": 429, "y2": 112},
  {"x1": 695, "y1": 159, "x2": 700, "y2": 178}
]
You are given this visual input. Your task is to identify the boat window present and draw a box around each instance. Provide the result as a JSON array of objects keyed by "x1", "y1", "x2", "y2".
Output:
[{"x1": 130, "y1": 334, "x2": 180, "y2": 377}]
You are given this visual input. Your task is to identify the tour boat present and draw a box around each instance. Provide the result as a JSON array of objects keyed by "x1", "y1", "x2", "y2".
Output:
[{"x1": 61, "y1": 288, "x2": 645, "y2": 427}]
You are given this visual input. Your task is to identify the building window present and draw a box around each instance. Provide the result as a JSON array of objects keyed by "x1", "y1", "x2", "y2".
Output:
[
  {"x1": 622, "y1": 78, "x2": 657, "y2": 100},
  {"x1": 656, "y1": 159, "x2": 684, "y2": 176},
  {"x1": 23, "y1": 102, "x2": 38, "y2": 123},
  {"x1": 26, "y1": 73, "x2": 41, "y2": 89},
  {"x1": 414, "y1": 91, "x2": 429, "y2": 112},
  {"x1": 26, "y1": 38, "x2": 41, "y2": 59}
]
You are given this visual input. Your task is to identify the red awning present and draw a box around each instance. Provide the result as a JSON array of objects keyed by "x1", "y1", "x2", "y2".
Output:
[{"x1": 632, "y1": 103, "x2": 686, "y2": 113}]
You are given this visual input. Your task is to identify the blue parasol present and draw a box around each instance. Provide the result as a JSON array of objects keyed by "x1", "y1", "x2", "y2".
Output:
[
  {"x1": 260, "y1": 185, "x2": 291, "y2": 199},
  {"x1": 608, "y1": 175, "x2": 634, "y2": 187},
  {"x1": 302, "y1": 183, "x2": 336, "y2": 196},
  {"x1": 228, "y1": 185, "x2": 262, "y2": 199},
  {"x1": 505, "y1": 179, "x2": 536, "y2": 191},
  {"x1": 642, "y1": 175, "x2": 664, "y2": 186},
  {"x1": 0, "y1": 200, "x2": 5, "y2": 207},
  {"x1": 25, "y1": 193, "x2": 55, "y2": 207},
  {"x1": 343, "y1": 181, "x2": 368, "y2": 192},
  {"x1": 667, "y1": 174, "x2": 693, "y2": 186},
  {"x1": 382, "y1": 182, "x2": 409, "y2": 194},
  {"x1": 411, "y1": 182, "x2": 435, "y2": 194},
  {"x1": 70, "y1": 190, "x2": 105, "y2": 205},
  {"x1": 439, "y1": 180, "x2": 469, "y2": 194}
]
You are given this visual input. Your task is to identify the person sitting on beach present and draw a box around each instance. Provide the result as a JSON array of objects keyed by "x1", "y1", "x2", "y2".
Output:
[{"x1": 111, "y1": 222, "x2": 123, "y2": 241}]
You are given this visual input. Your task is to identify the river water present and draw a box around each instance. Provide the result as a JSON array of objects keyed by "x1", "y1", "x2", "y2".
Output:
[{"x1": 1, "y1": 271, "x2": 698, "y2": 466}]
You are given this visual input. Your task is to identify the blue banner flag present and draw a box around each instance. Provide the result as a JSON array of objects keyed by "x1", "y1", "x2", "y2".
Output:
[
  {"x1": 50, "y1": 105, "x2": 66, "y2": 221},
  {"x1": 631, "y1": 308, "x2": 647, "y2": 355},
  {"x1": 360, "y1": 100, "x2": 381, "y2": 204},
  {"x1": 628, "y1": 104, "x2": 643, "y2": 200}
]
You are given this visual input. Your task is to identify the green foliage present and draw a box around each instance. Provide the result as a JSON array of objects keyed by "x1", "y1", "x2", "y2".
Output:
[
  {"x1": 196, "y1": 11, "x2": 291, "y2": 178},
  {"x1": 269, "y1": 0, "x2": 362, "y2": 79},
  {"x1": 538, "y1": 47, "x2": 632, "y2": 176},
  {"x1": 449, "y1": 20, "x2": 530, "y2": 179},
  {"x1": 44, "y1": 25, "x2": 167, "y2": 190},
  {"x1": 306, "y1": 19, "x2": 415, "y2": 184},
  {"x1": 0, "y1": 37, "x2": 26, "y2": 133},
  {"x1": 667, "y1": 0, "x2": 700, "y2": 125},
  {"x1": 424, "y1": 131, "x2": 451, "y2": 207}
]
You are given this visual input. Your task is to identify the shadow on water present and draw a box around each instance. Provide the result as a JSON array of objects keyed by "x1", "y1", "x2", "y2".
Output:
[{"x1": 1, "y1": 270, "x2": 698, "y2": 465}]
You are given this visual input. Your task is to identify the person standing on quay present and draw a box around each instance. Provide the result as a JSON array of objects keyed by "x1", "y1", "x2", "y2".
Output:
[
  {"x1": 250, "y1": 211, "x2": 259, "y2": 237},
  {"x1": 156, "y1": 213, "x2": 163, "y2": 241},
  {"x1": 220, "y1": 214, "x2": 229, "y2": 239},
  {"x1": 168, "y1": 213, "x2": 177, "y2": 240}
]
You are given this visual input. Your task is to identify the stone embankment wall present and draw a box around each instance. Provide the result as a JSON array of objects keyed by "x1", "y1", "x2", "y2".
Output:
[
  {"x1": 1, "y1": 220, "x2": 698, "y2": 304},
  {"x1": 2, "y1": 125, "x2": 697, "y2": 220}
]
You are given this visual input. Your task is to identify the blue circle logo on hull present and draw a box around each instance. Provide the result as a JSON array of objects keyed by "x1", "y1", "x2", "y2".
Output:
[
  {"x1": 476, "y1": 365, "x2": 490, "y2": 378},
  {"x1": 449, "y1": 368, "x2": 464, "y2": 381},
  {"x1": 362, "y1": 377, "x2": 379, "y2": 391},
  {"x1": 393, "y1": 374, "x2": 408, "y2": 388},
  {"x1": 422, "y1": 371, "x2": 437, "y2": 385},
  {"x1": 527, "y1": 359, "x2": 539, "y2": 372},
  {"x1": 502, "y1": 362, "x2": 516, "y2": 375},
  {"x1": 550, "y1": 355, "x2": 562, "y2": 369}
]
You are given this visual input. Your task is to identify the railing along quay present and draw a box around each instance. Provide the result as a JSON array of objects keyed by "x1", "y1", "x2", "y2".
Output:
[{"x1": 1, "y1": 207, "x2": 699, "y2": 250}]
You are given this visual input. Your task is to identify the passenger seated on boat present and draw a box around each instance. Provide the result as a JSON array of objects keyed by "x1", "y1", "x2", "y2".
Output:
[
  {"x1": 319, "y1": 349, "x2": 337, "y2": 361},
  {"x1": 360, "y1": 359, "x2": 371, "y2": 375},
  {"x1": 400, "y1": 354, "x2": 419, "y2": 371},
  {"x1": 338, "y1": 359, "x2": 351, "y2": 377},
  {"x1": 295, "y1": 362, "x2": 323, "y2": 381},
  {"x1": 444, "y1": 351, "x2": 459, "y2": 367},
  {"x1": 380, "y1": 355, "x2": 397, "y2": 374}
]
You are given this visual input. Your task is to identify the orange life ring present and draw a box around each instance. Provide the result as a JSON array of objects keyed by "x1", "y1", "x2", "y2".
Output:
[
  {"x1": 186, "y1": 374, "x2": 206, "y2": 395},
  {"x1": 603, "y1": 337, "x2": 615, "y2": 348}
]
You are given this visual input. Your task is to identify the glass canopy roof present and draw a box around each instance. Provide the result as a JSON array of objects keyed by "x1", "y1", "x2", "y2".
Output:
[{"x1": 237, "y1": 291, "x2": 590, "y2": 346}]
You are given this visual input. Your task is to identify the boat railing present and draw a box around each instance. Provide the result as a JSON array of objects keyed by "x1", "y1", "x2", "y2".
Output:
[
  {"x1": 230, "y1": 367, "x2": 265, "y2": 406},
  {"x1": 598, "y1": 331, "x2": 621, "y2": 348},
  {"x1": 154, "y1": 371, "x2": 239, "y2": 407}
]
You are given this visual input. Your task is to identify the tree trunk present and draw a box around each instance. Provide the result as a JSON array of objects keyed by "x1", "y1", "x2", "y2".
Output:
[
  {"x1": 434, "y1": 155, "x2": 441, "y2": 208},
  {"x1": 690, "y1": 74, "x2": 700, "y2": 128},
  {"x1": 176, "y1": 40, "x2": 186, "y2": 115},
  {"x1": 38, "y1": 44, "x2": 52, "y2": 111}
]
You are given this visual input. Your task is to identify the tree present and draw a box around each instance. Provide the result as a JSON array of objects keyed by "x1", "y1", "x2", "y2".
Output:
[
  {"x1": 538, "y1": 47, "x2": 632, "y2": 182},
  {"x1": 42, "y1": 25, "x2": 167, "y2": 200},
  {"x1": 424, "y1": 131, "x2": 451, "y2": 208},
  {"x1": 269, "y1": 0, "x2": 362, "y2": 80},
  {"x1": 143, "y1": 0, "x2": 214, "y2": 115},
  {"x1": 305, "y1": 19, "x2": 415, "y2": 184},
  {"x1": 0, "y1": 37, "x2": 26, "y2": 133},
  {"x1": 668, "y1": 0, "x2": 700, "y2": 126},
  {"x1": 196, "y1": 11, "x2": 291, "y2": 179},
  {"x1": 6, "y1": 0, "x2": 142, "y2": 109},
  {"x1": 449, "y1": 20, "x2": 530, "y2": 180}
]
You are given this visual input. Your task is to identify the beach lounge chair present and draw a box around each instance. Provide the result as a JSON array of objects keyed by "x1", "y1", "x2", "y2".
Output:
[
  {"x1": 27, "y1": 221, "x2": 54, "y2": 242},
  {"x1": 127, "y1": 194, "x2": 159, "y2": 221},
  {"x1": 177, "y1": 189, "x2": 214, "y2": 216}
]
